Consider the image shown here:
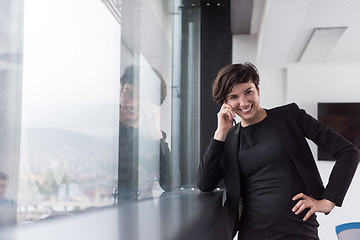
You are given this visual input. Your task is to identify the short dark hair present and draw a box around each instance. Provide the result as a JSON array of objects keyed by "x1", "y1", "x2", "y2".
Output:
[
  {"x1": 0, "y1": 171, "x2": 9, "y2": 181},
  {"x1": 212, "y1": 62, "x2": 260, "y2": 106},
  {"x1": 120, "y1": 65, "x2": 167, "y2": 105}
]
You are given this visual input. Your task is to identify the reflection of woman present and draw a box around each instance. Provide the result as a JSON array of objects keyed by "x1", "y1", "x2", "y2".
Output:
[
  {"x1": 197, "y1": 63, "x2": 359, "y2": 239},
  {"x1": 118, "y1": 65, "x2": 178, "y2": 200}
]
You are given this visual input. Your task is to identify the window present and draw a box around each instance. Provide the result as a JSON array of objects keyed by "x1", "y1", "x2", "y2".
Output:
[{"x1": 0, "y1": 0, "x2": 201, "y2": 224}]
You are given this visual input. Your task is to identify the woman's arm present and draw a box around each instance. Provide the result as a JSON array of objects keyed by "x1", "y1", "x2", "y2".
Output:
[
  {"x1": 297, "y1": 104, "x2": 360, "y2": 206},
  {"x1": 196, "y1": 138, "x2": 224, "y2": 192},
  {"x1": 289, "y1": 104, "x2": 359, "y2": 220},
  {"x1": 197, "y1": 102, "x2": 235, "y2": 192}
]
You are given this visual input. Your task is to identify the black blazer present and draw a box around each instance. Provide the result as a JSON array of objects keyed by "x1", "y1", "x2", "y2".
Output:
[{"x1": 197, "y1": 103, "x2": 359, "y2": 238}]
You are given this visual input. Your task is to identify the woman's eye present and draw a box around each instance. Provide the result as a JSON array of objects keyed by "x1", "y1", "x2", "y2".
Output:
[
  {"x1": 245, "y1": 90, "x2": 253, "y2": 95},
  {"x1": 124, "y1": 89, "x2": 133, "y2": 98}
]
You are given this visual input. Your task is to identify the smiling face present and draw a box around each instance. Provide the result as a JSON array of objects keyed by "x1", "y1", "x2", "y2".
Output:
[
  {"x1": 120, "y1": 83, "x2": 140, "y2": 126},
  {"x1": 226, "y1": 82, "x2": 265, "y2": 127}
]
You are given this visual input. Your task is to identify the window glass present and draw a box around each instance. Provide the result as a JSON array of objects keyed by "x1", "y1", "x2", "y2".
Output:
[
  {"x1": 0, "y1": 0, "x2": 24, "y2": 226},
  {"x1": 118, "y1": 0, "x2": 178, "y2": 201},
  {"x1": 18, "y1": 0, "x2": 120, "y2": 222},
  {"x1": 171, "y1": 1, "x2": 201, "y2": 188},
  {"x1": 0, "y1": 0, "x2": 201, "y2": 225}
]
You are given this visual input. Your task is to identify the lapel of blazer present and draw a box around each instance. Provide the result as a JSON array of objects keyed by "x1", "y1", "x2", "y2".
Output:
[{"x1": 226, "y1": 122, "x2": 241, "y2": 166}]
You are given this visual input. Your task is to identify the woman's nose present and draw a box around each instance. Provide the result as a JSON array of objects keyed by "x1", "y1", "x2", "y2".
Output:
[
  {"x1": 126, "y1": 97, "x2": 139, "y2": 107},
  {"x1": 238, "y1": 96, "x2": 248, "y2": 106}
]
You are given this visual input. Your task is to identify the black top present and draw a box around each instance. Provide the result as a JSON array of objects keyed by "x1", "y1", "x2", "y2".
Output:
[
  {"x1": 237, "y1": 117, "x2": 319, "y2": 240},
  {"x1": 197, "y1": 103, "x2": 359, "y2": 240},
  {"x1": 118, "y1": 123, "x2": 175, "y2": 200}
]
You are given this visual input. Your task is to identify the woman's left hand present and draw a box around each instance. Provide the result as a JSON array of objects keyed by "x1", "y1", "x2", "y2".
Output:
[{"x1": 292, "y1": 193, "x2": 335, "y2": 221}]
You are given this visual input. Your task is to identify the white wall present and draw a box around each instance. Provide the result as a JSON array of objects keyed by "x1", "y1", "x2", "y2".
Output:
[
  {"x1": 233, "y1": 34, "x2": 258, "y2": 64},
  {"x1": 257, "y1": 66, "x2": 286, "y2": 108},
  {"x1": 233, "y1": 34, "x2": 287, "y2": 108}
]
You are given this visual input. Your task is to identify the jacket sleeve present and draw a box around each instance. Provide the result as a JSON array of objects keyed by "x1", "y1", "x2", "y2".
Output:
[
  {"x1": 196, "y1": 138, "x2": 224, "y2": 192},
  {"x1": 159, "y1": 131, "x2": 179, "y2": 191},
  {"x1": 295, "y1": 103, "x2": 360, "y2": 206}
]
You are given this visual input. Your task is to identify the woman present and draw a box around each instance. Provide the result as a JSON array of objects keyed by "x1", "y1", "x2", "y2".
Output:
[{"x1": 196, "y1": 62, "x2": 359, "y2": 239}]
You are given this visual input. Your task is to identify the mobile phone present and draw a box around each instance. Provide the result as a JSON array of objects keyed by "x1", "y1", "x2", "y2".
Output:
[{"x1": 226, "y1": 101, "x2": 236, "y2": 125}]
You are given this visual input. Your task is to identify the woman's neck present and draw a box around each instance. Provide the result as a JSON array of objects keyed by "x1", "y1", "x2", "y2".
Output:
[{"x1": 241, "y1": 107, "x2": 267, "y2": 127}]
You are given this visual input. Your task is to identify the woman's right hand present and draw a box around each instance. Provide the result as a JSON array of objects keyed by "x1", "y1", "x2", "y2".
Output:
[{"x1": 214, "y1": 102, "x2": 236, "y2": 141}]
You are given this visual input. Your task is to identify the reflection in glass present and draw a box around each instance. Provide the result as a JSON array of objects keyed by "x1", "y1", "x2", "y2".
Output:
[
  {"x1": 118, "y1": 59, "x2": 179, "y2": 201},
  {"x1": 0, "y1": 0, "x2": 200, "y2": 226},
  {"x1": 0, "y1": 172, "x2": 17, "y2": 226},
  {"x1": 117, "y1": 0, "x2": 182, "y2": 201}
]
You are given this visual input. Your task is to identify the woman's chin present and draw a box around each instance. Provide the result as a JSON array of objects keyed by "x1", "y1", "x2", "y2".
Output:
[{"x1": 120, "y1": 115, "x2": 139, "y2": 127}]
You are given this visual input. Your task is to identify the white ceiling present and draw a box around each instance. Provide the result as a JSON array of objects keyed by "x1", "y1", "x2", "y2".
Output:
[{"x1": 233, "y1": 0, "x2": 360, "y2": 67}]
